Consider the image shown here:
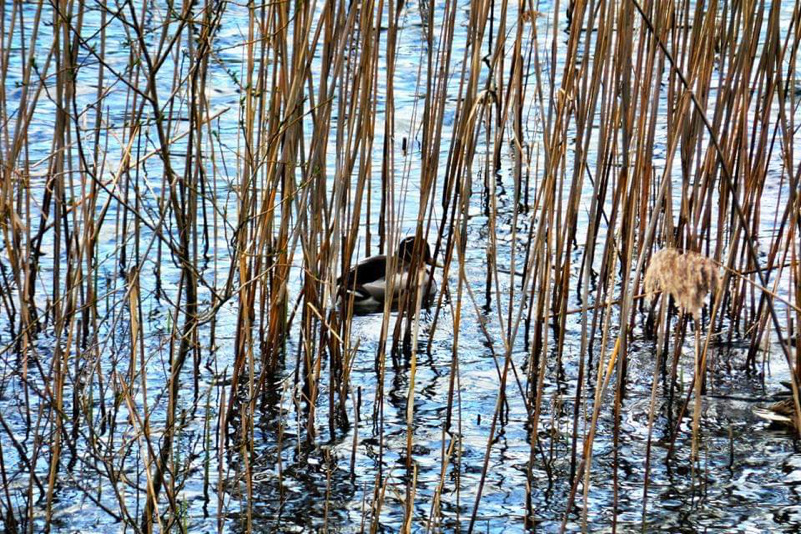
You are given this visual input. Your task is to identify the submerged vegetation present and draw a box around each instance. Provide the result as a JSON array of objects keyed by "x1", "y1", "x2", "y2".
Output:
[{"x1": 0, "y1": 0, "x2": 799, "y2": 531}]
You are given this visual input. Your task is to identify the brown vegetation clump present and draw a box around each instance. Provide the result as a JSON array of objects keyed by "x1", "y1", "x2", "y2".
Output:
[{"x1": 644, "y1": 248, "x2": 721, "y2": 319}]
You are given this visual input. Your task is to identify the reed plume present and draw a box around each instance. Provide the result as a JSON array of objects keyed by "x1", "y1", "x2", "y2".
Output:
[
  {"x1": 644, "y1": 248, "x2": 720, "y2": 319},
  {"x1": 644, "y1": 247, "x2": 723, "y2": 475}
]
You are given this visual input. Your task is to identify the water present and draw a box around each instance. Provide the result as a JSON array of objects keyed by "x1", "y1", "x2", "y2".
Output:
[{"x1": 1, "y1": 0, "x2": 800, "y2": 532}]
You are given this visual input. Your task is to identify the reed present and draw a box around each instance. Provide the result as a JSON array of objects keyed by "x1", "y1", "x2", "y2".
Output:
[
  {"x1": 644, "y1": 248, "x2": 720, "y2": 319},
  {"x1": 644, "y1": 247, "x2": 719, "y2": 473},
  {"x1": 0, "y1": 0, "x2": 799, "y2": 531}
]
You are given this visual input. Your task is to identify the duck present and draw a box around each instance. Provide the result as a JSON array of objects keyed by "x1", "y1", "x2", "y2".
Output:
[
  {"x1": 337, "y1": 236, "x2": 438, "y2": 315},
  {"x1": 754, "y1": 381, "x2": 801, "y2": 430},
  {"x1": 754, "y1": 397, "x2": 798, "y2": 429}
]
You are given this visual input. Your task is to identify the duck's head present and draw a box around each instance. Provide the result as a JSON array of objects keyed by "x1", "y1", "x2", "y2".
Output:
[{"x1": 398, "y1": 235, "x2": 433, "y2": 265}]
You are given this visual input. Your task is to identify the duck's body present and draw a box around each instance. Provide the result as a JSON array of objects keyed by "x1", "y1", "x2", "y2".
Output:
[
  {"x1": 754, "y1": 397, "x2": 798, "y2": 429},
  {"x1": 337, "y1": 237, "x2": 438, "y2": 315}
]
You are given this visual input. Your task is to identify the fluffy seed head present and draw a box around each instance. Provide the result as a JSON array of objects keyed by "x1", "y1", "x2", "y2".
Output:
[{"x1": 644, "y1": 248, "x2": 720, "y2": 319}]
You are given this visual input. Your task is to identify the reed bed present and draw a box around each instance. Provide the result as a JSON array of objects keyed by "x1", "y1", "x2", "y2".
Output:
[{"x1": 0, "y1": 0, "x2": 799, "y2": 531}]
